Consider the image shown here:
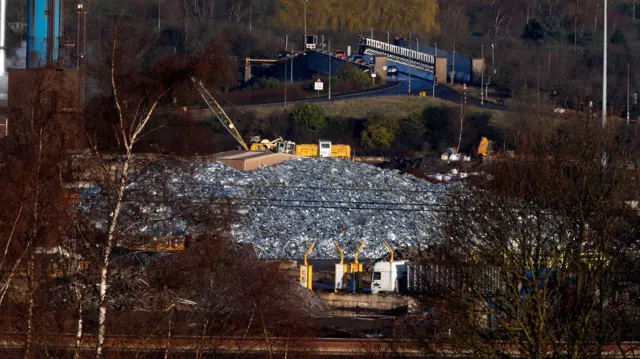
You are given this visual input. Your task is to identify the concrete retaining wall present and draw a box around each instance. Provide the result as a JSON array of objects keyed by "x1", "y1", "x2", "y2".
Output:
[{"x1": 317, "y1": 292, "x2": 409, "y2": 311}]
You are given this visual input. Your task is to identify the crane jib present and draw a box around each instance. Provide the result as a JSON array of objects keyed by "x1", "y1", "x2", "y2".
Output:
[{"x1": 192, "y1": 78, "x2": 249, "y2": 151}]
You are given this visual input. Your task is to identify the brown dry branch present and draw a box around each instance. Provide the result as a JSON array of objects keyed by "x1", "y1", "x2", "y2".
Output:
[{"x1": 408, "y1": 118, "x2": 640, "y2": 359}]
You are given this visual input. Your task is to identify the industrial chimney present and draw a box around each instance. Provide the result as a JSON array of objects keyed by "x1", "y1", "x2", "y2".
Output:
[{"x1": 27, "y1": 0, "x2": 62, "y2": 68}]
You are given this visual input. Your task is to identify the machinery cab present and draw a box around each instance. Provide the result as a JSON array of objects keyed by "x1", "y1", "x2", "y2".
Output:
[
  {"x1": 275, "y1": 140, "x2": 296, "y2": 154},
  {"x1": 249, "y1": 136, "x2": 266, "y2": 151},
  {"x1": 477, "y1": 137, "x2": 494, "y2": 157},
  {"x1": 318, "y1": 140, "x2": 332, "y2": 157},
  {"x1": 305, "y1": 35, "x2": 318, "y2": 50},
  {"x1": 249, "y1": 137, "x2": 285, "y2": 152},
  {"x1": 371, "y1": 260, "x2": 407, "y2": 294}
]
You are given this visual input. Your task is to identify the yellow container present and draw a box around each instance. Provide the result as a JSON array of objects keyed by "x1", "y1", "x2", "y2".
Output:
[
  {"x1": 295, "y1": 144, "x2": 319, "y2": 157},
  {"x1": 331, "y1": 144, "x2": 351, "y2": 159}
]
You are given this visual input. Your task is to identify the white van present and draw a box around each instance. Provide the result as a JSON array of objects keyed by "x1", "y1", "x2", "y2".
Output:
[{"x1": 371, "y1": 260, "x2": 407, "y2": 294}]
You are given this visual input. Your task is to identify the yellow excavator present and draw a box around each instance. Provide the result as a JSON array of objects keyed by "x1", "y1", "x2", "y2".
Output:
[
  {"x1": 249, "y1": 136, "x2": 284, "y2": 151},
  {"x1": 477, "y1": 137, "x2": 515, "y2": 160},
  {"x1": 477, "y1": 137, "x2": 495, "y2": 158}
]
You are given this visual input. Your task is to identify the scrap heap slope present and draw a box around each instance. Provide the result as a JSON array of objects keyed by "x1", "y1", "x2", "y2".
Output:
[{"x1": 96, "y1": 158, "x2": 448, "y2": 259}]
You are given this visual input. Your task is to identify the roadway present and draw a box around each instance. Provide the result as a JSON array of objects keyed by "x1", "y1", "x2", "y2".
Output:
[{"x1": 236, "y1": 73, "x2": 506, "y2": 112}]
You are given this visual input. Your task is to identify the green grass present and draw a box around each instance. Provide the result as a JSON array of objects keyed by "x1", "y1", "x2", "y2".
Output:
[{"x1": 248, "y1": 95, "x2": 502, "y2": 121}]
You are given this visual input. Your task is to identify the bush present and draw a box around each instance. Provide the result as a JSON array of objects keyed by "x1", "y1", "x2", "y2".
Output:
[
  {"x1": 361, "y1": 124, "x2": 394, "y2": 148},
  {"x1": 521, "y1": 19, "x2": 546, "y2": 41},
  {"x1": 337, "y1": 65, "x2": 372, "y2": 89},
  {"x1": 291, "y1": 102, "x2": 326, "y2": 136},
  {"x1": 393, "y1": 112, "x2": 426, "y2": 152},
  {"x1": 337, "y1": 66, "x2": 369, "y2": 82},
  {"x1": 542, "y1": 15, "x2": 564, "y2": 41},
  {"x1": 421, "y1": 105, "x2": 456, "y2": 153},
  {"x1": 611, "y1": 28, "x2": 625, "y2": 45},
  {"x1": 361, "y1": 113, "x2": 397, "y2": 148},
  {"x1": 249, "y1": 77, "x2": 283, "y2": 90},
  {"x1": 319, "y1": 116, "x2": 355, "y2": 145}
]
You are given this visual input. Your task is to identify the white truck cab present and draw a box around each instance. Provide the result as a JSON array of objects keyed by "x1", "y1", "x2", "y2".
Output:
[
  {"x1": 275, "y1": 140, "x2": 296, "y2": 154},
  {"x1": 318, "y1": 140, "x2": 332, "y2": 157},
  {"x1": 371, "y1": 260, "x2": 407, "y2": 294}
]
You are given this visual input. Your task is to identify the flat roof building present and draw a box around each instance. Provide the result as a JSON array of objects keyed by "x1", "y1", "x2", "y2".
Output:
[{"x1": 208, "y1": 150, "x2": 299, "y2": 171}]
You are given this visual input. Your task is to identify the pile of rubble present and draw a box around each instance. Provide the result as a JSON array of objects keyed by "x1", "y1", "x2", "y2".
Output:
[{"x1": 106, "y1": 158, "x2": 449, "y2": 259}]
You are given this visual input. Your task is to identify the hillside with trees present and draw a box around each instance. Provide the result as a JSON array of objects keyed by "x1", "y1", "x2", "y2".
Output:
[
  {"x1": 2, "y1": 0, "x2": 635, "y2": 114},
  {"x1": 275, "y1": 0, "x2": 439, "y2": 34}
]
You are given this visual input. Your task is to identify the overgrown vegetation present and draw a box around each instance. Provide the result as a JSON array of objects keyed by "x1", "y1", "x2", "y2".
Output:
[
  {"x1": 409, "y1": 119, "x2": 640, "y2": 359},
  {"x1": 291, "y1": 102, "x2": 326, "y2": 136},
  {"x1": 248, "y1": 76, "x2": 283, "y2": 90},
  {"x1": 275, "y1": 0, "x2": 439, "y2": 34}
]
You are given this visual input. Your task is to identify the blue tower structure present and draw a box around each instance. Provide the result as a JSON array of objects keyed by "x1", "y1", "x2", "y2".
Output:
[{"x1": 27, "y1": 0, "x2": 62, "y2": 68}]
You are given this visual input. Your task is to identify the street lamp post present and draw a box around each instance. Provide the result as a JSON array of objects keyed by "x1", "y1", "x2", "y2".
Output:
[
  {"x1": 408, "y1": 31, "x2": 412, "y2": 94},
  {"x1": 491, "y1": 43, "x2": 495, "y2": 74},
  {"x1": 416, "y1": 39, "x2": 419, "y2": 52},
  {"x1": 291, "y1": 44, "x2": 294, "y2": 84},
  {"x1": 481, "y1": 44, "x2": 484, "y2": 107},
  {"x1": 603, "y1": 0, "x2": 608, "y2": 132},
  {"x1": 451, "y1": 32, "x2": 456, "y2": 84},
  {"x1": 627, "y1": 62, "x2": 630, "y2": 124},
  {"x1": 386, "y1": 31, "x2": 390, "y2": 44},
  {"x1": 304, "y1": 0, "x2": 308, "y2": 45},
  {"x1": 370, "y1": 27, "x2": 374, "y2": 40},
  {"x1": 485, "y1": 76, "x2": 490, "y2": 103},
  {"x1": 328, "y1": 38, "x2": 332, "y2": 100},
  {"x1": 432, "y1": 42, "x2": 437, "y2": 98},
  {"x1": 537, "y1": 64, "x2": 540, "y2": 112}
]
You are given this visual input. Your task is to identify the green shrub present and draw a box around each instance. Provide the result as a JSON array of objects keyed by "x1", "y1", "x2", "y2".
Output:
[
  {"x1": 291, "y1": 102, "x2": 326, "y2": 136},
  {"x1": 337, "y1": 65, "x2": 372, "y2": 89},
  {"x1": 361, "y1": 113, "x2": 397, "y2": 148},
  {"x1": 611, "y1": 28, "x2": 625, "y2": 45},
  {"x1": 394, "y1": 112, "x2": 426, "y2": 151},
  {"x1": 521, "y1": 18, "x2": 546, "y2": 41},
  {"x1": 361, "y1": 124, "x2": 394, "y2": 148},
  {"x1": 249, "y1": 77, "x2": 283, "y2": 90}
]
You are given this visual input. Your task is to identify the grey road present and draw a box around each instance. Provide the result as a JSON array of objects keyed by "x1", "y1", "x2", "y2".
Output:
[{"x1": 236, "y1": 73, "x2": 506, "y2": 111}]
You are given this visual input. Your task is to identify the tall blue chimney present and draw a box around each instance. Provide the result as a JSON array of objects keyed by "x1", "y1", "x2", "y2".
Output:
[{"x1": 27, "y1": 0, "x2": 61, "y2": 68}]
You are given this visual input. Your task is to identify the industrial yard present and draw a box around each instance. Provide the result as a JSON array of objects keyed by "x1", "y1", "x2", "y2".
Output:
[{"x1": 1, "y1": 0, "x2": 640, "y2": 358}]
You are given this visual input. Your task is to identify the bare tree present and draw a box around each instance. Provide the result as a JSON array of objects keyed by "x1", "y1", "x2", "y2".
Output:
[{"x1": 427, "y1": 118, "x2": 640, "y2": 359}]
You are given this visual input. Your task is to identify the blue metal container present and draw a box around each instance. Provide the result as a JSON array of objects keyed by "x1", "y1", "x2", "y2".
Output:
[{"x1": 27, "y1": 0, "x2": 61, "y2": 67}]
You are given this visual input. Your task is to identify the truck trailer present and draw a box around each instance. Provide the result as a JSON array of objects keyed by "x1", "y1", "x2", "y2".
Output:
[{"x1": 371, "y1": 260, "x2": 501, "y2": 295}]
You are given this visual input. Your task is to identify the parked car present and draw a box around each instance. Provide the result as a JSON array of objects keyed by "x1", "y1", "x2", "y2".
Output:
[
  {"x1": 335, "y1": 50, "x2": 347, "y2": 59},
  {"x1": 387, "y1": 66, "x2": 398, "y2": 74}
]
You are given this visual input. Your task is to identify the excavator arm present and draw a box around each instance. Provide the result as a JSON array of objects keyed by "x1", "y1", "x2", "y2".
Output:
[
  {"x1": 191, "y1": 77, "x2": 249, "y2": 151},
  {"x1": 477, "y1": 137, "x2": 493, "y2": 157}
]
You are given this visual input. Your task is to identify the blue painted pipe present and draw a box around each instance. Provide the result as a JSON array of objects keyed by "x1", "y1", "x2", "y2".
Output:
[{"x1": 27, "y1": 0, "x2": 61, "y2": 68}]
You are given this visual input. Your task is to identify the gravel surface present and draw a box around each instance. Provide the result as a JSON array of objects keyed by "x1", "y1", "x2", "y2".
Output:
[{"x1": 86, "y1": 157, "x2": 448, "y2": 259}]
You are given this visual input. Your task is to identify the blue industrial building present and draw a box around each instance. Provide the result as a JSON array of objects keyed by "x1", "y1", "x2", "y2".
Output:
[
  {"x1": 396, "y1": 39, "x2": 473, "y2": 84},
  {"x1": 26, "y1": 0, "x2": 62, "y2": 68}
]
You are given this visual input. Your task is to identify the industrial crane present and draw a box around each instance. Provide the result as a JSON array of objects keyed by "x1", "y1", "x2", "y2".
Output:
[
  {"x1": 191, "y1": 78, "x2": 352, "y2": 159},
  {"x1": 191, "y1": 77, "x2": 249, "y2": 151}
]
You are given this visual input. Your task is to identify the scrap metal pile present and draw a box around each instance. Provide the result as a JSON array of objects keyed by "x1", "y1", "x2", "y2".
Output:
[{"x1": 96, "y1": 158, "x2": 448, "y2": 259}]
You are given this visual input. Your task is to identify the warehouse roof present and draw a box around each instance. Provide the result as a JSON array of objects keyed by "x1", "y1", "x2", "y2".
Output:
[{"x1": 207, "y1": 150, "x2": 300, "y2": 171}]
